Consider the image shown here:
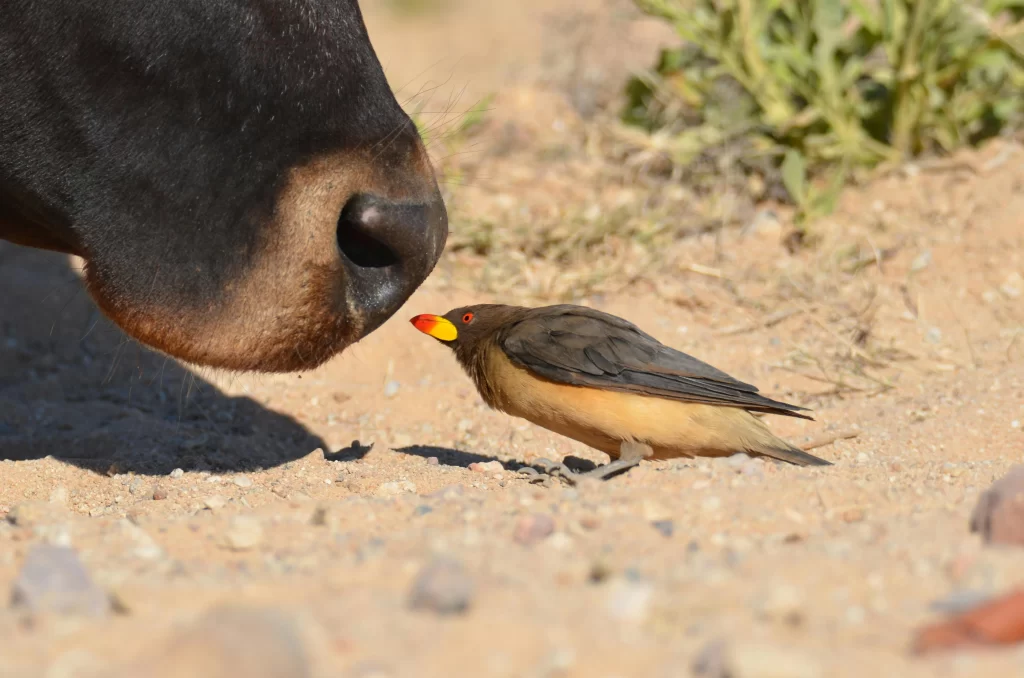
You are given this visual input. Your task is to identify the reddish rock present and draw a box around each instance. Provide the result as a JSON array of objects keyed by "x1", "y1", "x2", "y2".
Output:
[
  {"x1": 513, "y1": 513, "x2": 555, "y2": 545},
  {"x1": 913, "y1": 589, "x2": 1024, "y2": 654}
]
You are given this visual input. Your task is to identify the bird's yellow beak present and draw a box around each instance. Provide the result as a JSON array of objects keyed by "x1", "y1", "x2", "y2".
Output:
[{"x1": 410, "y1": 314, "x2": 458, "y2": 342}]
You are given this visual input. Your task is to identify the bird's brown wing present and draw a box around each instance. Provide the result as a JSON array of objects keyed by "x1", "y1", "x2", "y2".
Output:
[{"x1": 499, "y1": 305, "x2": 812, "y2": 420}]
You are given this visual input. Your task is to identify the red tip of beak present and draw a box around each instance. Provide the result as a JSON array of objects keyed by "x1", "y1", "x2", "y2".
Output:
[
  {"x1": 410, "y1": 314, "x2": 432, "y2": 332},
  {"x1": 410, "y1": 314, "x2": 457, "y2": 341}
]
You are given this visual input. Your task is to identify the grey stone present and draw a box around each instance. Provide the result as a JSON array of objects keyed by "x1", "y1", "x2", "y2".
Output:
[
  {"x1": 408, "y1": 557, "x2": 473, "y2": 615},
  {"x1": 970, "y1": 464, "x2": 1024, "y2": 545},
  {"x1": 10, "y1": 544, "x2": 110, "y2": 617}
]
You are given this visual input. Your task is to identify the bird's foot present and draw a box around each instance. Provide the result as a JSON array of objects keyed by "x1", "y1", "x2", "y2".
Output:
[
  {"x1": 533, "y1": 456, "x2": 641, "y2": 485},
  {"x1": 532, "y1": 442, "x2": 652, "y2": 486}
]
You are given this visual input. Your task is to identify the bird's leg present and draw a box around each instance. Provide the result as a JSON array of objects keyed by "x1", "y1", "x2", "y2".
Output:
[
  {"x1": 585, "y1": 440, "x2": 652, "y2": 480},
  {"x1": 534, "y1": 441, "x2": 653, "y2": 485}
]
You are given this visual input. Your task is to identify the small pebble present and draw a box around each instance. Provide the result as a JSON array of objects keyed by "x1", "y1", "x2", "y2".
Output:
[
  {"x1": 7, "y1": 500, "x2": 69, "y2": 528},
  {"x1": 170, "y1": 468, "x2": 184, "y2": 479},
  {"x1": 842, "y1": 508, "x2": 865, "y2": 523},
  {"x1": 727, "y1": 453, "x2": 752, "y2": 469},
  {"x1": 383, "y1": 380, "x2": 401, "y2": 398},
  {"x1": 425, "y1": 457, "x2": 439, "y2": 465},
  {"x1": 651, "y1": 520, "x2": 674, "y2": 538},
  {"x1": 375, "y1": 481, "x2": 417, "y2": 497},
  {"x1": 233, "y1": 476, "x2": 253, "y2": 488},
  {"x1": 603, "y1": 577, "x2": 653, "y2": 623},
  {"x1": 746, "y1": 209, "x2": 782, "y2": 237},
  {"x1": 693, "y1": 639, "x2": 729, "y2": 678},
  {"x1": 468, "y1": 461, "x2": 503, "y2": 474},
  {"x1": 588, "y1": 560, "x2": 613, "y2": 583},
  {"x1": 10, "y1": 544, "x2": 111, "y2": 617},
  {"x1": 754, "y1": 584, "x2": 805, "y2": 626},
  {"x1": 408, "y1": 557, "x2": 473, "y2": 615},
  {"x1": 970, "y1": 465, "x2": 1024, "y2": 545},
  {"x1": 694, "y1": 639, "x2": 822, "y2": 678},
  {"x1": 642, "y1": 499, "x2": 671, "y2": 523},
  {"x1": 224, "y1": 516, "x2": 264, "y2": 551},
  {"x1": 414, "y1": 505, "x2": 433, "y2": 516},
  {"x1": 152, "y1": 486, "x2": 168, "y2": 501},
  {"x1": 204, "y1": 495, "x2": 228, "y2": 511},
  {"x1": 430, "y1": 484, "x2": 464, "y2": 500},
  {"x1": 310, "y1": 506, "x2": 328, "y2": 527},
  {"x1": 513, "y1": 513, "x2": 555, "y2": 545}
]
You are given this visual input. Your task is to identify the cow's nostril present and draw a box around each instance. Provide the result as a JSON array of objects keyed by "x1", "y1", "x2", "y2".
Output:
[
  {"x1": 334, "y1": 189, "x2": 447, "y2": 334},
  {"x1": 336, "y1": 195, "x2": 401, "y2": 269}
]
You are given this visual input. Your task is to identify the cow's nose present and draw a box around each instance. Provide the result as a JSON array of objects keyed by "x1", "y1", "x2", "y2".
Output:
[{"x1": 336, "y1": 190, "x2": 448, "y2": 334}]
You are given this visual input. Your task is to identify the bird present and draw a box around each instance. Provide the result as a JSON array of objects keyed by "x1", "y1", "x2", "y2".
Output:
[{"x1": 409, "y1": 303, "x2": 830, "y2": 483}]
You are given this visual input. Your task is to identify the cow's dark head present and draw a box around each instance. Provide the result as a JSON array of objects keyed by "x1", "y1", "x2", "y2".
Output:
[{"x1": 0, "y1": 0, "x2": 447, "y2": 372}]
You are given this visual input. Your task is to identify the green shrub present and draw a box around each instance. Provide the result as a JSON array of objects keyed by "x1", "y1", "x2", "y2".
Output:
[{"x1": 625, "y1": 0, "x2": 1024, "y2": 224}]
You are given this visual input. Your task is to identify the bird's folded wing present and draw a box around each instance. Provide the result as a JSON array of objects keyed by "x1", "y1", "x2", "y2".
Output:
[{"x1": 500, "y1": 305, "x2": 811, "y2": 419}]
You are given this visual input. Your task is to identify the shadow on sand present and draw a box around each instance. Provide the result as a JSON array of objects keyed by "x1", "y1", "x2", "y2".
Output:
[{"x1": 0, "y1": 242, "x2": 327, "y2": 476}]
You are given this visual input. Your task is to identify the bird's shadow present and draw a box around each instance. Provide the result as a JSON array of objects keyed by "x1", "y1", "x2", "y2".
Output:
[
  {"x1": 325, "y1": 440, "x2": 375, "y2": 462},
  {"x1": 0, "y1": 243, "x2": 327, "y2": 476},
  {"x1": 395, "y1": 444, "x2": 599, "y2": 474}
]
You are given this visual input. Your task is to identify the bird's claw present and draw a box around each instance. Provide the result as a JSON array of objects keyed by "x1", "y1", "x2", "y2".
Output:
[{"x1": 530, "y1": 455, "x2": 644, "y2": 486}]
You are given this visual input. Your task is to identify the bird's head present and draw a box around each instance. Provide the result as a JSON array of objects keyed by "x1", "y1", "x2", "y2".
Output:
[{"x1": 409, "y1": 304, "x2": 524, "y2": 354}]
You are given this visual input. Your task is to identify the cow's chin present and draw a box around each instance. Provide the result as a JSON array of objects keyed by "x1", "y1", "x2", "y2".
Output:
[{"x1": 82, "y1": 260, "x2": 365, "y2": 374}]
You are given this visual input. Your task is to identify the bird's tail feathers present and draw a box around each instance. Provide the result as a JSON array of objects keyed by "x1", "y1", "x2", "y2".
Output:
[{"x1": 741, "y1": 412, "x2": 832, "y2": 467}]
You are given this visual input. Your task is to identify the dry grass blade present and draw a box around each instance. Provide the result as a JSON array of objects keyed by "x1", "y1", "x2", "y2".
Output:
[
  {"x1": 717, "y1": 307, "x2": 808, "y2": 336},
  {"x1": 799, "y1": 429, "x2": 861, "y2": 452}
]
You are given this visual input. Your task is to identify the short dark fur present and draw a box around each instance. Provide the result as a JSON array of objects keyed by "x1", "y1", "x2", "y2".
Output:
[
  {"x1": 439, "y1": 303, "x2": 814, "y2": 421},
  {"x1": 1, "y1": 0, "x2": 447, "y2": 371}
]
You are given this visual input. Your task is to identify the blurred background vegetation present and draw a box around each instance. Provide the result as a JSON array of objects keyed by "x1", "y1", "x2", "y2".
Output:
[
  {"x1": 624, "y1": 0, "x2": 1024, "y2": 227},
  {"x1": 384, "y1": 0, "x2": 1024, "y2": 301}
]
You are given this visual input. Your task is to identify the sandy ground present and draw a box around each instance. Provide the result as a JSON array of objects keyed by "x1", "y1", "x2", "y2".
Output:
[{"x1": 2, "y1": 1, "x2": 1024, "y2": 676}]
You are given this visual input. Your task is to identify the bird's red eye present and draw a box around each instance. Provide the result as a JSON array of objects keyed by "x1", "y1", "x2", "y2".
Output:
[{"x1": 462, "y1": 312, "x2": 474, "y2": 324}]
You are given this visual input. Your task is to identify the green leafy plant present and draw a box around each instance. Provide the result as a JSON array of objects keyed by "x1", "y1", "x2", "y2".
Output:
[{"x1": 626, "y1": 0, "x2": 1024, "y2": 226}]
